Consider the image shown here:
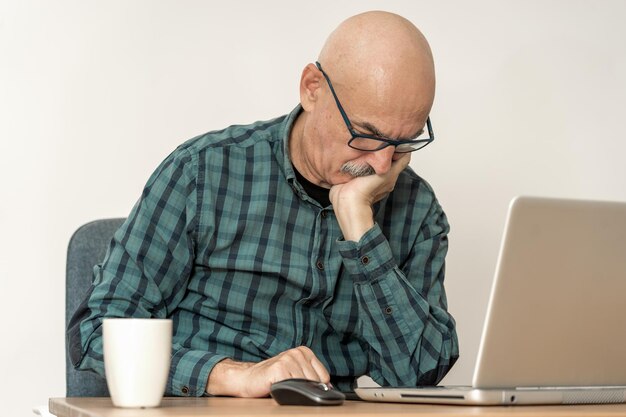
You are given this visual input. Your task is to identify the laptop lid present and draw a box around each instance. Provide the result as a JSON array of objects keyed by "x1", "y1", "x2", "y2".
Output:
[{"x1": 473, "y1": 196, "x2": 626, "y2": 388}]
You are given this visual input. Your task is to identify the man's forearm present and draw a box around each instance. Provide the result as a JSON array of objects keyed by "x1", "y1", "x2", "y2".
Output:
[{"x1": 336, "y1": 212, "x2": 458, "y2": 387}]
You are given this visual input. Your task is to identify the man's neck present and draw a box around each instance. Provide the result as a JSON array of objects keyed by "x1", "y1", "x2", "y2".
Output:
[{"x1": 288, "y1": 112, "x2": 331, "y2": 189}]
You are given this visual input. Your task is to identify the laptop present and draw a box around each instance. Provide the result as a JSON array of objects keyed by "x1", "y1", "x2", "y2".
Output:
[{"x1": 356, "y1": 196, "x2": 626, "y2": 405}]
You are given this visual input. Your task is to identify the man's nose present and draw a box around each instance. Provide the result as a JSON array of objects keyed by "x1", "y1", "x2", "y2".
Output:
[{"x1": 367, "y1": 146, "x2": 396, "y2": 175}]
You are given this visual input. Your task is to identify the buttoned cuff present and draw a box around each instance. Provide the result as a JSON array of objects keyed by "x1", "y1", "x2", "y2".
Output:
[
  {"x1": 336, "y1": 224, "x2": 396, "y2": 283},
  {"x1": 167, "y1": 347, "x2": 228, "y2": 397},
  {"x1": 337, "y1": 224, "x2": 417, "y2": 340}
]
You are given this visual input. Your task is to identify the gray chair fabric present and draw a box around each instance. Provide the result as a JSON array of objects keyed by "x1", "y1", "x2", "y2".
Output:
[{"x1": 65, "y1": 218, "x2": 125, "y2": 397}]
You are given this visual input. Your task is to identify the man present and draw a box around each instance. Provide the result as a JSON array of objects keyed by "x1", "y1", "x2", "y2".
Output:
[{"x1": 69, "y1": 10, "x2": 459, "y2": 397}]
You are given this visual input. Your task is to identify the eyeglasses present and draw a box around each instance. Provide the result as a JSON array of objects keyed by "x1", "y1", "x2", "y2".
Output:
[{"x1": 315, "y1": 61, "x2": 434, "y2": 153}]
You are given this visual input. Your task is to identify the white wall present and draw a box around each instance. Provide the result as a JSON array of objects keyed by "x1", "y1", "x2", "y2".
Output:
[{"x1": 1, "y1": 1, "x2": 625, "y2": 415}]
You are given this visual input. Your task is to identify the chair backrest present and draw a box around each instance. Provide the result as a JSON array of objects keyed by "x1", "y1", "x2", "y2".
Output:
[{"x1": 65, "y1": 218, "x2": 125, "y2": 397}]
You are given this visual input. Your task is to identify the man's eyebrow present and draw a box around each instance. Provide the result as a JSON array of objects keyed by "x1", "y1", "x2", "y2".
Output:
[
  {"x1": 354, "y1": 120, "x2": 425, "y2": 141},
  {"x1": 354, "y1": 120, "x2": 386, "y2": 137}
]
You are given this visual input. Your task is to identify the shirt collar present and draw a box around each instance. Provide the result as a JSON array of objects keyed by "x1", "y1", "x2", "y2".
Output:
[
  {"x1": 279, "y1": 104, "x2": 303, "y2": 183},
  {"x1": 278, "y1": 104, "x2": 326, "y2": 206}
]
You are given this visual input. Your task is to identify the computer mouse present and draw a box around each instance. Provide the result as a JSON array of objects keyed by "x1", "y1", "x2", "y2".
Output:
[{"x1": 270, "y1": 378, "x2": 345, "y2": 406}]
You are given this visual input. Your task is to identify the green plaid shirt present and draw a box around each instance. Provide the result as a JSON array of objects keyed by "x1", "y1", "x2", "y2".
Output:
[{"x1": 69, "y1": 105, "x2": 458, "y2": 396}]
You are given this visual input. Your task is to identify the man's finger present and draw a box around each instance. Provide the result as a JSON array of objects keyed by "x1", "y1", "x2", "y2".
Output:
[
  {"x1": 301, "y1": 364, "x2": 323, "y2": 382},
  {"x1": 294, "y1": 346, "x2": 330, "y2": 383},
  {"x1": 310, "y1": 356, "x2": 331, "y2": 383},
  {"x1": 390, "y1": 153, "x2": 411, "y2": 175}
]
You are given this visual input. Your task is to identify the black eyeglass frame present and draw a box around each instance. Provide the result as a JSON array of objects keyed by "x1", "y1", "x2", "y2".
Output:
[{"x1": 315, "y1": 61, "x2": 434, "y2": 153}]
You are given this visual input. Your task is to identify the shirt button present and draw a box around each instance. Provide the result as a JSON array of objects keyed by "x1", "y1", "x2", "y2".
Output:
[
  {"x1": 316, "y1": 260, "x2": 324, "y2": 270},
  {"x1": 181, "y1": 386, "x2": 189, "y2": 395},
  {"x1": 384, "y1": 306, "x2": 393, "y2": 315},
  {"x1": 361, "y1": 256, "x2": 370, "y2": 265},
  {"x1": 321, "y1": 210, "x2": 328, "y2": 218}
]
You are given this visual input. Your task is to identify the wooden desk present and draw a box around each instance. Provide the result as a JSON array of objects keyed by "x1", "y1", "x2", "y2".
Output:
[{"x1": 49, "y1": 397, "x2": 626, "y2": 417}]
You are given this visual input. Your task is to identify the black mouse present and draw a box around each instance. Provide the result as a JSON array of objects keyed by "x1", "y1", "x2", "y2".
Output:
[{"x1": 270, "y1": 378, "x2": 345, "y2": 406}]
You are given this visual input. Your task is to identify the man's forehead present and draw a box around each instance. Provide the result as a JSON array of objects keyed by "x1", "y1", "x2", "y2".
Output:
[{"x1": 345, "y1": 82, "x2": 431, "y2": 140}]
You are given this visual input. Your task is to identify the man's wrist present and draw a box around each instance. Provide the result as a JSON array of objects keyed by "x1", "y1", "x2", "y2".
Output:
[
  {"x1": 206, "y1": 358, "x2": 251, "y2": 397},
  {"x1": 334, "y1": 202, "x2": 375, "y2": 242}
]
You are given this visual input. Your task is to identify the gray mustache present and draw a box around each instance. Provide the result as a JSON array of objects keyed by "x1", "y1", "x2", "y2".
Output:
[{"x1": 340, "y1": 161, "x2": 375, "y2": 177}]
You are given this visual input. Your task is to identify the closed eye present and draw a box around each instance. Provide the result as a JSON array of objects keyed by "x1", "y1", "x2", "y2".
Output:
[{"x1": 353, "y1": 121, "x2": 425, "y2": 141}]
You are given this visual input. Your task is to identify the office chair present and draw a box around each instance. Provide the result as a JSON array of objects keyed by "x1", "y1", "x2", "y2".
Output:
[{"x1": 65, "y1": 218, "x2": 125, "y2": 397}]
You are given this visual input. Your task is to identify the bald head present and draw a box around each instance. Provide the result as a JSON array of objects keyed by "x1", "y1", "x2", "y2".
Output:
[
  {"x1": 290, "y1": 11, "x2": 436, "y2": 187},
  {"x1": 318, "y1": 11, "x2": 435, "y2": 118}
]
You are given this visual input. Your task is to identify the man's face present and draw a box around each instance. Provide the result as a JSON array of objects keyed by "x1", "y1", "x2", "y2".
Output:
[{"x1": 306, "y1": 67, "x2": 429, "y2": 187}]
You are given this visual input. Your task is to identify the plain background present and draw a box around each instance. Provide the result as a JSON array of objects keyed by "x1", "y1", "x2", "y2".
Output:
[{"x1": 1, "y1": 1, "x2": 625, "y2": 415}]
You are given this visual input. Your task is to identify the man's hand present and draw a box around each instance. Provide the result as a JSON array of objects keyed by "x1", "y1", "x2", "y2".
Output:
[
  {"x1": 206, "y1": 346, "x2": 330, "y2": 398},
  {"x1": 330, "y1": 153, "x2": 411, "y2": 241}
]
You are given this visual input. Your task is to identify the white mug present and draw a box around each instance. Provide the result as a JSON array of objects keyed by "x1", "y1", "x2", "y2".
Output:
[{"x1": 103, "y1": 318, "x2": 172, "y2": 408}]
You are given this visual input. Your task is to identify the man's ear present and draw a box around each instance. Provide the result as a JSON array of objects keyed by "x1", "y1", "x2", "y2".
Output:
[{"x1": 299, "y1": 63, "x2": 323, "y2": 112}]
